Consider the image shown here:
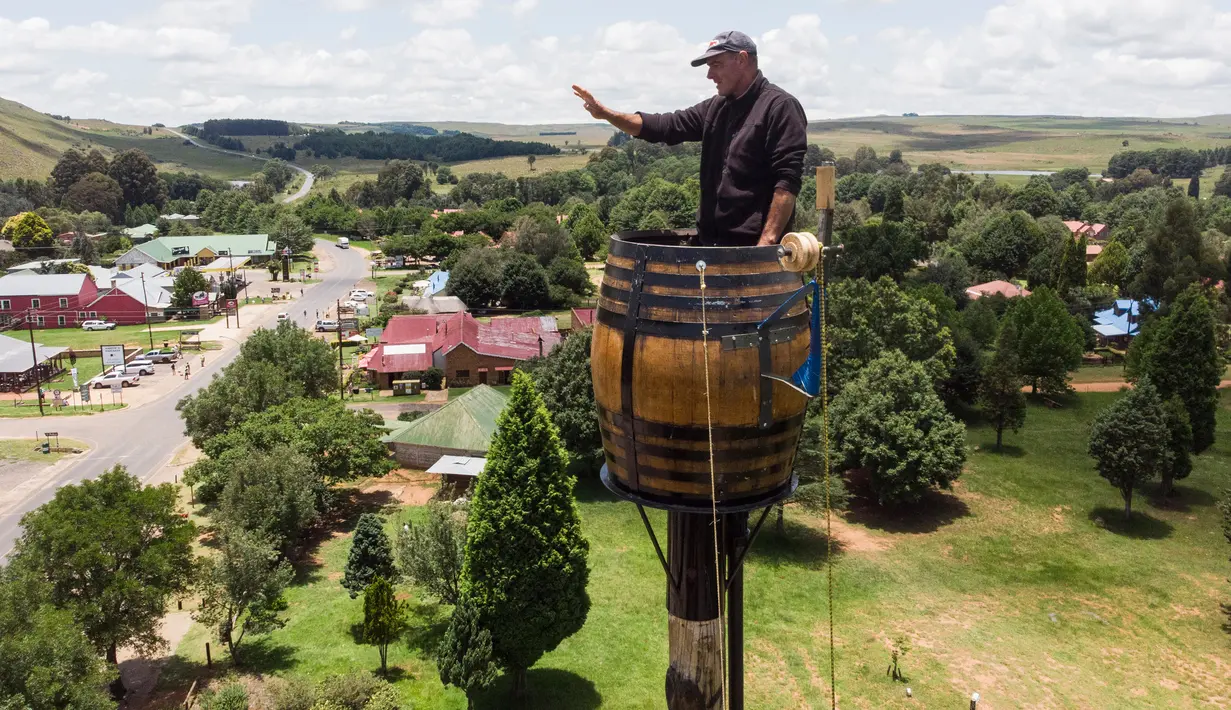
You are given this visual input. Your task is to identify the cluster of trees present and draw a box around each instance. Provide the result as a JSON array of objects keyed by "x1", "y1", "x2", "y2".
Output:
[
  {"x1": 1105, "y1": 147, "x2": 1230, "y2": 179},
  {"x1": 176, "y1": 324, "x2": 392, "y2": 661},
  {"x1": 296, "y1": 130, "x2": 561, "y2": 162},
  {"x1": 201, "y1": 119, "x2": 292, "y2": 136},
  {"x1": 47, "y1": 147, "x2": 167, "y2": 224}
]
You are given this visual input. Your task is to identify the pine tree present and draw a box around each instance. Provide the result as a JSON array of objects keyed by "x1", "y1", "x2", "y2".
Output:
[
  {"x1": 1188, "y1": 175, "x2": 1201, "y2": 198},
  {"x1": 1160, "y1": 395, "x2": 1193, "y2": 499},
  {"x1": 460, "y1": 371, "x2": 590, "y2": 696},
  {"x1": 979, "y1": 321, "x2": 1026, "y2": 450},
  {"x1": 438, "y1": 597, "x2": 499, "y2": 709},
  {"x1": 342, "y1": 514, "x2": 396, "y2": 599},
  {"x1": 1088, "y1": 378, "x2": 1172, "y2": 519},
  {"x1": 361, "y1": 577, "x2": 407, "y2": 676},
  {"x1": 1129, "y1": 284, "x2": 1221, "y2": 453},
  {"x1": 1056, "y1": 234, "x2": 1087, "y2": 296}
]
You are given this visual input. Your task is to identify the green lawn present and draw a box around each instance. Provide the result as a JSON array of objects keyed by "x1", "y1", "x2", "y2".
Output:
[
  {"x1": 0, "y1": 437, "x2": 87, "y2": 462},
  {"x1": 0, "y1": 403, "x2": 125, "y2": 417},
  {"x1": 165, "y1": 389, "x2": 1231, "y2": 708}
]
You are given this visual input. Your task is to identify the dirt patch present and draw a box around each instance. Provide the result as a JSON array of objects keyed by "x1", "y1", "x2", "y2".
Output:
[
  {"x1": 1171, "y1": 604, "x2": 1203, "y2": 618},
  {"x1": 827, "y1": 517, "x2": 892, "y2": 554},
  {"x1": 116, "y1": 611, "x2": 195, "y2": 710},
  {"x1": 361, "y1": 469, "x2": 440, "y2": 506}
]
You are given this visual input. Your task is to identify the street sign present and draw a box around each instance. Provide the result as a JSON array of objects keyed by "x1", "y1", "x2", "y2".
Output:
[
  {"x1": 100, "y1": 345, "x2": 125, "y2": 367},
  {"x1": 71, "y1": 367, "x2": 78, "y2": 388},
  {"x1": 80, "y1": 385, "x2": 90, "y2": 402},
  {"x1": 340, "y1": 318, "x2": 359, "y2": 331},
  {"x1": 365, "y1": 328, "x2": 384, "y2": 341},
  {"x1": 110, "y1": 382, "x2": 122, "y2": 394},
  {"x1": 270, "y1": 287, "x2": 281, "y2": 295},
  {"x1": 44, "y1": 431, "x2": 58, "y2": 437},
  {"x1": 226, "y1": 299, "x2": 237, "y2": 310}
]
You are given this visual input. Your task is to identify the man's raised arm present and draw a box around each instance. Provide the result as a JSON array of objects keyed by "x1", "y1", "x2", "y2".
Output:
[
  {"x1": 572, "y1": 85, "x2": 643, "y2": 137},
  {"x1": 573, "y1": 85, "x2": 707, "y2": 145}
]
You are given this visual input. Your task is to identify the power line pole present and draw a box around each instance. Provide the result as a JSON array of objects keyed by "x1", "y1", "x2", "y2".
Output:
[
  {"x1": 25, "y1": 309, "x2": 44, "y2": 416},
  {"x1": 140, "y1": 273, "x2": 154, "y2": 350}
]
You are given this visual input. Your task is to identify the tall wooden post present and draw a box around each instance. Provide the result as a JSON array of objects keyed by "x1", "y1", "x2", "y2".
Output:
[
  {"x1": 816, "y1": 164, "x2": 836, "y2": 249},
  {"x1": 725, "y1": 512, "x2": 749, "y2": 710},
  {"x1": 665, "y1": 512, "x2": 724, "y2": 709}
]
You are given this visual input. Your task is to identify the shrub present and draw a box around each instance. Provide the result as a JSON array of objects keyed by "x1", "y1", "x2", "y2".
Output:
[
  {"x1": 396, "y1": 410, "x2": 424, "y2": 423},
  {"x1": 200, "y1": 682, "x2": 249, "y2": 710},
  {"x1": 316, "y1": 673, "x2": 383, "y2": 710},
  {"x1": 423, "y1": 367, "x2": 444, "y2": 390},
  {"x1": 361, "y1": 686, "x2": 401, "y2": 710},
  {"x1": 381, "y1": 291, "x2": 398, "y2": 304},
  {"x1": 267, "y1": 677, "x2": 315, "y2": 710}
]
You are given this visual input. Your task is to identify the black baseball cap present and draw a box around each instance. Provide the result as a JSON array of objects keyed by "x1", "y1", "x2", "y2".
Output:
[{"x1": 690, "y1": 30, "x2": 757, "y2": 67}]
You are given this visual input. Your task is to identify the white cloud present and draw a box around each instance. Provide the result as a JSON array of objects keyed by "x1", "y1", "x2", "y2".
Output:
[
  {"x1": 407, "y1": 0, "x2": 482, "y2": 25},
  {"x1": 52, "y1": 69, "x2": 107, "y2": 92},
  {"x1": 322, "y1": 0, "x2": 376, "y2": 10},
  {"x1": 339, "y1": 25, "x2": 357, "y2": 40},
  {"x1": 510, "y1": 0, "x2": 537, "y2": 15}
]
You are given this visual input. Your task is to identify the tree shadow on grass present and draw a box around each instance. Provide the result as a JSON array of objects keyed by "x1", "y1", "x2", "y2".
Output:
[
  {"x1": 403, "y1": 599, "x2": 451, "y2": 655},
  {"x1": 844, "y1": 487, "x2": 971, "y2": 535},
  {"x1": 750, "y1": 515, "x2": 844, "y2": 569},
  {"x1": 974, "y1": 443, "x2": 1026, "y2": 458},
  {"x1": 1146, "y1": 483, "x2": 1218, "y2": 513},
  {"x1": 474, "y1": 668, "x2": 601, "y2": 710},
  {"x1": 1087, "y1": 506, "x2": 1173, "y2": 540},
  {"x1": 573, "y1": 475, "x2": 618, "y2": 504},
  {"x1": 229, "y1": 638, "x2": 298, "y2": 675}
]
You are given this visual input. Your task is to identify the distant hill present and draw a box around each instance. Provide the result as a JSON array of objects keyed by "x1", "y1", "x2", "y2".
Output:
[{"x1": 0, "y1": 97, "x2": 94, "y2": 179}]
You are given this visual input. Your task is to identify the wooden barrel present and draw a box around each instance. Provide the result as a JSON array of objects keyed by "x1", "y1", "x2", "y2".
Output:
[{"x1": 591, "y1": 230, "x2": 812, "y2": 511}]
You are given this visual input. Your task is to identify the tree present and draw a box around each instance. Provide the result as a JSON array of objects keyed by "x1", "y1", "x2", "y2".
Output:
[
  {"x1": 396, "y1": 502, "x2": 466, "y2": 604},
  {"x1": 171, "y1": 267, "x2": 209, "y2": 308},
  {"x1": 460, "y1": 371, "x2": 589, "y2": 695},
  {"x1": 343, "y1": 514, "x2": 397, "y2": 599},
  {"x1": 1160, "y1": 395, "x2": 1193, "y2": 499},
  {"x1": 1088, "y1": 238, "x2": 1129, "y2": 288},
  {"x1": 269, "y1": 212, "x2": 314, "y2": 254},
  {"x1": 437, "y1": 597, "x2": 499, "y2": 710},
  {"x1": 107, "y1": 149, "x2": 167, "y2": 209},
  {"x1": 1055, "y1": 234, "x2": 1087, "y2": 294},
  {"x1": 1088, "y1": 379, "x2": 1171, "y2": 519},
  {"x1": 361, "y1": 577, "x2": 407, "y2": 676},
  {"x1": 13, "y1": 466, "x2": 196, "y2": 677},
  {"x1": 527, "y1": 155, "x2": 536, "y2": 171},
  {"x1": 777, "y1": 414, "x2": 850, "y2": 533},
  {"x1": 1127, "y1": 284, "x2": 1221, "y2": 453},
  {"x1": 499, "y1": 252, "x2": 551, "y2": 309},
  {"x1": 262, "y1": 160, "x2": 295, "y2": 193},
  {"x1": 827, "y1": 276, "x2": 956, "y2": 394},
  {"x1": 2, "y1": 211, "x2": 53, "y2": 250},
  {"x1": 979, "y1": 322, "x2": 1026, "y2": 450},
  {"x1": 1214, "y1": 168, "x2": 1231, "y2": 198},
  {"x1": 375, "y1": 160, "x2": 426, "y2": 204},
  {"x1": 312, "y1": 164, "x2": 336, "y2": 181},
  {"x1": 1011, "y1": 177, "x2": 1060, "y2": 218},
  {"x1": 830, "y1": 351, "x2": 966, "y2": 506},
  {"x1": 525, "y1": 328, "x2": 601, "y2": 473},
  {"x1": 194, "y1": 526, "x2": 294, "y2": 663},
  {"x1": 217, "y1": 445, "x2": 320, "y2": 553},
  {"x1": 449, "y1": 248, "x2": 506, "y2": 308},
  {"x1": 61, "y1": 173, "x2": 124, "y2": 222},
  {"x1": 1000, "y1": 287, "x2": 1083, "y2": 395},
  {"x1": 51, "y1": 149, "x2": 102, "y2": 198},
  {"x1": 1189, "y1": 175, "x2": 1201, "y2": 198},
  {"x1": 436, "y1": 166, "x2": 455, "y2": 185},
  {"x1": 568, "y1": 209, "x2": 607, "y2": 260},
  {"x1": 835, "y1": 220, "x2": 926, "y2": 282},
  {"x1": 70, "y1": 232, "x2": 100, "y2": 265},
  {"x1": 959, "y1": 210, "x2": 1041, "y2": 279},
  {"x1": 1132, "y1": 197, "x2": 1222, "y2": 305},
  {"x1": 0, "y1": 567, "x2": 115, "y2": 710}
]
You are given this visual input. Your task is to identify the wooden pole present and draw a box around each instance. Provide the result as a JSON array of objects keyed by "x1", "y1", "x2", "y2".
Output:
[
  {"x1": 205, "y1": 642, "x2": 212, "y2": 668},
  {"x1": 725, "y1": 512, "x2": 749, "y2": 710},
  {"x1": 816, "y1": 164, "x2": 836, "y2": 249},
  {"x1": 665, "y1": 512, "x2": 723, "y2": 709}
]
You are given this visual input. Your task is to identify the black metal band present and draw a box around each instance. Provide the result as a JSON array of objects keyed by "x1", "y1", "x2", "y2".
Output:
[
  {"x1": 599, "y1": 282, "x2": 798, "y2": 312},
  {"x1": 601, "y1": 463, "x2": 800, "y2": 514},
  {"x1": 596, "y1": 307, "x2": 809, "y2": 340},
  {"x1": 600, "y1": 423, "x2": 801, "y2": 462},
  {"x1": 599, "y1": 408, "x2": 806, "y2": 442},
  {"x1": 619, "y1": 248, "x2": 646, "y2": 491},
  {"x1": 608, "y1": 230, "x2": 784, "y2": 266},
  {"x1": 603, "y1": 263, "x2": 802, "y2": 290}
]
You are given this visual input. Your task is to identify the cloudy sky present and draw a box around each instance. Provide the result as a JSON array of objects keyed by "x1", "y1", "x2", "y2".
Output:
[{"x1": 1, "y1": 0, "x2": 1229, "y2": 126}]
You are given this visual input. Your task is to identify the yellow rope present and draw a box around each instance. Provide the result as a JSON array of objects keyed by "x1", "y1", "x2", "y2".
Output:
[
  {"x1": 819, "y1": 250, "x2": 837, "y2": 710},
  {"x1": 698, "y1": 264, "x2": 729, "y2": 710}
]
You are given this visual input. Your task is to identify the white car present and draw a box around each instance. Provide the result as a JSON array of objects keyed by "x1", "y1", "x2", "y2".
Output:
[
  {"x1": 121, "y1": 359, "x2": 156, "y2": 376},
  {"x1": 277, "y1": 312, "x2": 290, "y2": 322},
  {"x1": 81, "y1": 320, "x2": 116, "y2": 331},
  {"x1": 89, "y1": 370, "x2": 140, "y2": 389},
  {"x1": 349, "y1": 290, "x2": 371, "y2": 301}
]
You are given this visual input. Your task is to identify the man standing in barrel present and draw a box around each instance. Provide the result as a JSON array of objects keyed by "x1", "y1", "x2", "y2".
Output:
[{"x1": 573, "y1": 30, "x2": 807, "y2": 247}]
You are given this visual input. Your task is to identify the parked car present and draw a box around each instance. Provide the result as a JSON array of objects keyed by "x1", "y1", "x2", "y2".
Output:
[
  {"x1": 315, "y1": 319, "x2": 339, "y2": 332},
  {"x1": 342, "y1": 300, "x2": 360, "y2": 310},
  {"x1": 81, "y1": 320, "x2": 116, "y2": 331},
  {"x1": 349, "y1": 289, "x2": 372, "y2": 301},
  {"x1": 142, "y1": 348, "x2": 179, "y2": 363},
  {"x1": 121, "y1": 359, "x2": 156, "y2": 376},
  {"x1": 89, "y1": 370, "x2": 140, "y2": 389},
  {"x1": 277, "y1": 312, "x2": 290, "y2": 322}
]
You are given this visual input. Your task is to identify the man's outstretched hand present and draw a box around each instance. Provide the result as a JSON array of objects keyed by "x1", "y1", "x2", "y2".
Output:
[{"x1": 572, "y1": 85, "x2": 608, "y2": 120}]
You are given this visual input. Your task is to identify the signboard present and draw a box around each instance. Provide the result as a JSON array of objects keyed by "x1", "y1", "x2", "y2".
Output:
[
  {"x1": 226, "y1": 299, "x2": 237, "y2": 310},
  {"x1": 70, "y1": 367, "x2": 78, "y2": 388},
  {"x1": 270, "y1": 287, "x2": 281, "y2": 295},
  {"x1": 110, "y1": 382, "x2": 122, "y2": 393},
  {"x1": 44, "y1": 431, "x2": 58, "y2": 437},
  {"x1": 340, "y1": 318, "x2": 359, "y2": 331},
  {"x1": 191, "y1": 291, "x2": 209, "y2": 307},
  {"x1": 365, "y1": 328, "x2": 384, "y2": 342},
  {"x1": 101, "y1": 345, "x2": 125, "y2": 367},
  {"x1": 80, "y1": 385, "x2": 90, "y2": 402}
]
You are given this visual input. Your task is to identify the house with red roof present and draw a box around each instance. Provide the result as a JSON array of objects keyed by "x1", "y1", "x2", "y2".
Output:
[
  {"x1": 965, "y1": 280, "x2": 1031, "y2": 300},
  {"x1": 363, "y1": 311, "x2": 561, "y2": 389},
  {"x1": 1062, "y1": 221, "x2": 1110, "y2": 242},
  {"x1": 0, "y1": 273, "x2": 100, "y2": 328},
  {"x1": 569, "y1": 307, "x2": 595, "y2": 334}
]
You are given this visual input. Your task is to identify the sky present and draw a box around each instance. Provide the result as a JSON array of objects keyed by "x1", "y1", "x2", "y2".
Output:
[{"x1": 1, "y1": 0, "x2": 1229, "y2": 126}]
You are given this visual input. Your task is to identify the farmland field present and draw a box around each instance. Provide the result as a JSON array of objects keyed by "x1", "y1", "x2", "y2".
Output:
[{"x1": 162, "y1": 389, "x2": 1231, "y2": 709}]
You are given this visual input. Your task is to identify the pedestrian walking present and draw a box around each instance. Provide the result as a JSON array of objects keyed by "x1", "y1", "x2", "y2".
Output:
[
  {"x1": 171, "y1": 361, "x2": 176, "y2": 375},
  {"x1": 184, "y1": 363, "x2": 191, "y2": 379},
  {"x1": 200, "y1": 355, "x2": 205, "y2": 368}
]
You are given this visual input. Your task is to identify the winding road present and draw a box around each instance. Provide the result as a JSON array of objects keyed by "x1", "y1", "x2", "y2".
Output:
[
  {"x1": 162, "y1": 128, "x2": 314, "y2": 203},
  {"x1": 0, "y1": 240, "x2": 365, "y2": 559}
]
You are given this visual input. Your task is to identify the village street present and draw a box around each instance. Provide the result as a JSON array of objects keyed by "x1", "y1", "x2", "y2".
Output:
[{"x1": 0, "y1": 240, "x2": 367, "y2": 558}]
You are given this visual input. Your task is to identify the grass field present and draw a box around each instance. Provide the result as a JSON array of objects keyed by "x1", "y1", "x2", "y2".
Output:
[
  {"x1": 0, "y1": 437, "x2": 87, "y2": 462},
  {"x1": 0, "y1": 402, "x2": 125, "y2": 417},
  {"x1": 165, "y1": 388, "x2": 1231, "y2": 709}
]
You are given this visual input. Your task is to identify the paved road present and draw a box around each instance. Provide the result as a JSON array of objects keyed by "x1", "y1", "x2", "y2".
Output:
[
  {"x1": 162, "y1": 128, "x2": 314, "y2": 204},
  {"x1": 0, "y1": 240, "x2": 366, "y2": 558}
]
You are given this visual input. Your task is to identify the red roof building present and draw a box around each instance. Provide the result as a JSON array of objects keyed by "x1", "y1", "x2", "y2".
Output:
[
  {"x1": 1062, "y1": 221, "x2": 1110, "y2": 242},
  {"x1": 569, "y1": 307, "x2": 595, "y2": 333},
  {"x1": 965, "y1": 280, "x2": 1030, "y2": 300},
  {"x1": 365, "y1": 312, "x2": 561, "y2": 389}
]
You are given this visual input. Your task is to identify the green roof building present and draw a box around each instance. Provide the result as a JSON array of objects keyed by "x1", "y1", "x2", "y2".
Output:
[
  {"x1": 386, "y1": 385, "x2": 510, "y2": 468},
  {"x1": 114, "y1": 234, "x2": 274, "y2": 270}
]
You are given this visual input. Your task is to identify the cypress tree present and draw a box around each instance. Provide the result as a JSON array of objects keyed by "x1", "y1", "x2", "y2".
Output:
[
  {"x1": 1188, "y1": 175, "x2": 1201, "y2": 198},
  {"x1": 979, "y1": 321, "x2": 1026, "y2": 450},
  {"x1": 1132, "y1": 284, "x2": 1222, "y2": 453},
  {"x1": 342, "y1": 514, "x2": 396, "y2": 599},
  {"x1": 1160, "y1": 395, "x2": 1193, "y2": 498},
  {"x1": 459, "y1": 371, "x2": 590, "y2": 696},
  {"x1": 361, "y1": 576, "x2": 407, "y2": 676},
  {"x1": 438, "y1": 597, "x2": 499, "y2": 709}
]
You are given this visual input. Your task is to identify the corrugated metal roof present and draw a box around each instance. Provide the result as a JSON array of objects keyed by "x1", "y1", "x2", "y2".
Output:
[
  {"x1": 0, "y1": 333, "x2": 66, "y2": 374},
  {"x1": 0, "y1": 273, "x2": 89, "y2": 297},
  {"x1": 7, "y1": 258, "x2": 80, "y2": 272},
  {"x1": 119, "y1": 235, "x2": 273, "y2": 264},
  {"x1": 386, "y1": 384, "x2": 509, "y2": 451},
  {"x1": 426, "y1": 455, "x2": 486, "y2": 476}
]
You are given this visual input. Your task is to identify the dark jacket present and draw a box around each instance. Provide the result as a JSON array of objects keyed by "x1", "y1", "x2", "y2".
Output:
[{"x1": 638, "y1": 72, "x2": 807, "y2": 246}]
